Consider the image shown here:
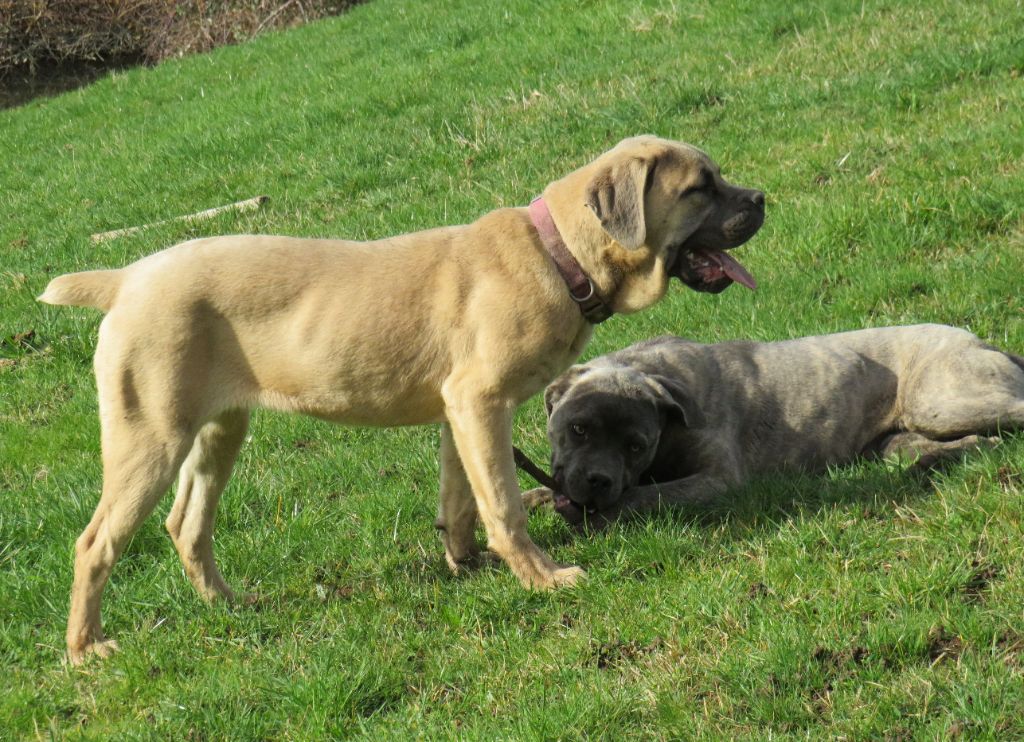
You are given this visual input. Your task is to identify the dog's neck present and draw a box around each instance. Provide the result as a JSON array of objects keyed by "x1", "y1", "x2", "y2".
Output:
[
  {"x1": 541, "y1": 175, "x2": 670, "y2": 315},
  {"x1": 529, "y1": 197, "x2": 612, "y2": 324}
]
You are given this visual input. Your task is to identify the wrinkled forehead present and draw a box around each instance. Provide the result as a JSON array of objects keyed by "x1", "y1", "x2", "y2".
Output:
[
  {"x1": 609, "y1": 135, "x2": 711, "y2": 167},
  {"x1": 554, "y1": 367, "x2": 659, "y2": 422},
  {"x1": 665, "y1": 143, "x2": 719, "y2": 179},
  {"x1": 552, "y1": 393, "x2": 658, "y2": 436},
  {"x1": 667, "y1": 141, "x2": 711, "y2": 166}
]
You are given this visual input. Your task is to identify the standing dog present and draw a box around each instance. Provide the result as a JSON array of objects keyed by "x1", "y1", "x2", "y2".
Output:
[
  {"x1": 535, "y1": 326, "x2": 1024, "y2": 526},
  {"x1": 39, "y1": 135, "x2": 764, "y2": 663}
]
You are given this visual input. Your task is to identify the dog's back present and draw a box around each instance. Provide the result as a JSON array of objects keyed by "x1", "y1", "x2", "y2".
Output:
[{"x1": 600, "y1": 325, "x2": 1024, "y2": 475}]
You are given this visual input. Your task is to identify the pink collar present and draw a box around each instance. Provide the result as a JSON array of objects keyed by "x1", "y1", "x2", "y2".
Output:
[{"x1": 528, "y1": 197, "x2": 612, "y2": 324}]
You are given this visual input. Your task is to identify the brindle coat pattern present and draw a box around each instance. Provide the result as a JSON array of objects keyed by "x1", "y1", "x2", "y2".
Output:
[{"x1": 534, "y1": 325, "x2": 1024, "y2": 526}]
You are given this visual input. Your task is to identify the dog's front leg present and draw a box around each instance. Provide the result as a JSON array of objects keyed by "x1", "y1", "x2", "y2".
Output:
[
  {"x1": 582, "y1": 473, "x2": 733, "y2": 529},
  {"x1": 436, "y1": 423, "x2": 483, "y2": 572},
  {"x1": 442, "y1": 383, "x2": 584, "y2": 589}
]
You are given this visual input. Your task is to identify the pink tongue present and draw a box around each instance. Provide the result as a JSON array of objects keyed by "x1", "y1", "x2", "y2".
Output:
[{"x1": 708, "y1": 250, "x2": 757, "y2": 290}]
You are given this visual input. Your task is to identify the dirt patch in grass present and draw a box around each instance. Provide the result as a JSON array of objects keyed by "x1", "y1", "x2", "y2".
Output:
[
  {"x1": 997, "y1": 466, "x2": 1024, "y2": 492},
  {"x1": 813, "y1": 644, "x2": 870, "y2": 674},
  {"x1": 996, "y1": 629, "x2": 1024, "y2": 669},
  {"x1": 1, "y1": 1, "x2": 365, "y2": 108},
  {"x1": 962, "y1": 559, "x2": 999, "y2": 603},
  {"x1": 926, "y1": 625, "x2": 965, "y2": 664},
  {"x1": 591, "y1": 637, "x2": 664, "y2": 670}
]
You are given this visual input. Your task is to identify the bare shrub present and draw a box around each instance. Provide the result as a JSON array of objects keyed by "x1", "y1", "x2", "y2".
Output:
[{"x1": 0, "y1": 0, "x2": 360, "y2": 76}]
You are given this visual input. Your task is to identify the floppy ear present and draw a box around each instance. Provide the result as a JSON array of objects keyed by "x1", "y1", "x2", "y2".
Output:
[
  {"x1": 544, "y1": 366, "x2": 588, "y2": 416},
  {"x1": 643, "y1": 374, "x2": 705, "y2": 428},
  {"x1": 584, "y1": 156, "x2": 653, "y2": 250}
]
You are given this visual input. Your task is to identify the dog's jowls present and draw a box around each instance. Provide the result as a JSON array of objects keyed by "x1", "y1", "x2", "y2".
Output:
[
  {"x1": 537, "y1": 326, "x2": 1024, "y2": 527},
  {"x1": 39, "y1": 135, "x2": 764, "y2": 664}
]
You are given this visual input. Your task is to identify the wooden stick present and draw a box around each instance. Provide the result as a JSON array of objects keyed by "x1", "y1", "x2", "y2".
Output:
[
  {"x1": 91, "y1": 195, "x2": 269, "y2": 243},
  {"x1": 512, "y1": 446, "x2": 559, "y2": 491}
]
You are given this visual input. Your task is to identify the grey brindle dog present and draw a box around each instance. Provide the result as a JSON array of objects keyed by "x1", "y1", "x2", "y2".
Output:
[{"x1": 527, "y1": 325, "x2": 1024, "y2": 526}]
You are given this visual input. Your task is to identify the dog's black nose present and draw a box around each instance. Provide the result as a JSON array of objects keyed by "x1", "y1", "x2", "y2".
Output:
[
  {"x1": 749, "y1": 191, "x2": 766, "y2": 208},
  {"x1": 587, "y1": 472, "x2": 612, "y2": 494}
]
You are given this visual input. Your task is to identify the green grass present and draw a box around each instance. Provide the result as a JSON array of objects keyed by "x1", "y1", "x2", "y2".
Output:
[{"x1": 3, "y1": 0, "x2": 1024, "y2": 737}]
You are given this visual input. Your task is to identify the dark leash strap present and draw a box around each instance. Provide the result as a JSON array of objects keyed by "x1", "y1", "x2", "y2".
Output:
[{"x1": 512, "y1": 446, "x2": 559, "y2": 490}]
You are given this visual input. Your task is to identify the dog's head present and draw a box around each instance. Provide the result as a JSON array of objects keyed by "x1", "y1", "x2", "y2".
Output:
[
  {"x1": 545, "y1": 135, "x2": 765, "y2": 312},
  {"x1": 543, "y1": 362, "x2": 704, "y2": 515}
]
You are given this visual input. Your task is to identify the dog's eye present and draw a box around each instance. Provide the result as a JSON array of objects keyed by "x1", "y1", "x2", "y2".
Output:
[
  {"x1": 680, "y1": 183, "x2": 712, "y2": 199},
  {"x1": 571, "y1": 424, "x2": 586, "y2": 437},
  {"x1": 628, "y1": 440, "x2": 646, "y2": 454},
  {"x1": 680, "y1": 170, "x2": 714, "y2": 198}
]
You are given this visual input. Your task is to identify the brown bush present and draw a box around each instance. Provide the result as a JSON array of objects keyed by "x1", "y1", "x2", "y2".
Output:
[{"x1": 0, "y1": 0, "x2": 359, "y2": 76}]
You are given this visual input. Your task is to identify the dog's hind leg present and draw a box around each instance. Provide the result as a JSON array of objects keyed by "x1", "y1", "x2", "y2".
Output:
[
  {"x1": 903, "y1": 346, "x2": 1024, "y2": 439},
  {"x1": 67, "y1": 410, "x2": 195, "y2": 665},
  {"x1": 878, "y1": 431, "x2": 1001, "y2": 470},
  {"x1": 435, "y1": 423, "x2": 483, "y2": 573},
  {"x1": 166, "y1": 409, "x2": 250, "y2": 602},
  {"x1": 906, "y1": 398, "x2": 1024, "y2": 441}
]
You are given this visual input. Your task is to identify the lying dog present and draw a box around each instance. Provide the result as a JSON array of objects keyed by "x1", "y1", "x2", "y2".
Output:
[
  {"x1": 531, "y1": 325, "x2": 1024, "y2": 526},
  {"x1": 39, "y1": 135, "x2": 764, "y2": 663}
]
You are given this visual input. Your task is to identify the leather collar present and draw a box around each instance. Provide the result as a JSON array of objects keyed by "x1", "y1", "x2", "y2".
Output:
[{"x1": 528, "y1": 197, "x2": 612, "y2": 324}]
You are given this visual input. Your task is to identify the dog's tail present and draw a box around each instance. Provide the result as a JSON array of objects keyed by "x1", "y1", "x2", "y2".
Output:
[{"x1": 38, "y1": 269, "x2": 125, "y2": 312}]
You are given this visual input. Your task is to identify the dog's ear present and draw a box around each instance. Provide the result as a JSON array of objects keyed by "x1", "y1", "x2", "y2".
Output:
[
  {"x1": 643, "y1": 374, "x2": 705, "y2": 428},
  {"x1": 585, "y1": 156, "x2": 654, "y2": 250},
  {"x1": 544, "y1": 365, "x2": 588, "y2": 416}
]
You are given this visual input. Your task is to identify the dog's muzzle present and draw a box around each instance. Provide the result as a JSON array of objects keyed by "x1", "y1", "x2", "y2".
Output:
[{"x1": 670, "y1": 194, "x2": 765, "y2": 293}]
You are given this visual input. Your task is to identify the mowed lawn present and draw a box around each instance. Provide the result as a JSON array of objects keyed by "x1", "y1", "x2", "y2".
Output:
[{"x1": 2, "y1": 0, "x2": 1024, "y2": 737}]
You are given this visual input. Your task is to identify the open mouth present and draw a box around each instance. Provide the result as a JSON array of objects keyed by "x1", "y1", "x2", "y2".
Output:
[
  {"x1": 673, "y1": 248, "x2": 757, "y2": 293},
  {"x1": 669, "y1": 201, "x2": 764, "y2": 293},
  {"x1": 553, "y1": 493, "x2": 595, "y2": 523}
]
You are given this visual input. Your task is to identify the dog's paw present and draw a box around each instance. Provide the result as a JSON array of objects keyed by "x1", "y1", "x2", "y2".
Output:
[
  {"x1": 235, "y1": 591, "x2": 261, "y2": 608},
  {"x1": 522, "y1": 563, "x2": 588, "y2": 589},
  {"x1": 444, "y1": 548, "x2": 498, "y2": 575},
  {"x1": 501, "y1": 541, "x2": 587, "y2": 590},
  {"x1": 522, "y1": 486, "x2": 555, "y2": 510},
  {"x1": 67, "y1": 638, "x2": 120, "y2": 666},
  {"x1": 550, "y1": 564, "x2": 587, "y2": 587}
]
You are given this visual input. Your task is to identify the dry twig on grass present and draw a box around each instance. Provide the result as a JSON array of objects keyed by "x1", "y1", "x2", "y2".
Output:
[{"x1": 90, "y1": 195, "x2": 269, "y2": 243}]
